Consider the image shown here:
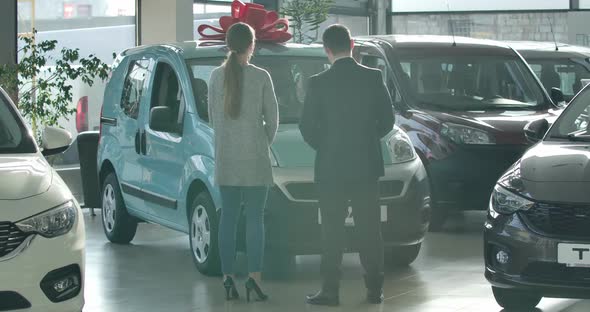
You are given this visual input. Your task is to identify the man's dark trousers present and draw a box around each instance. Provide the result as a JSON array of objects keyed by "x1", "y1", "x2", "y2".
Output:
[{"x1": 318, "y1": 180, "x2": 384, "y2": 291}]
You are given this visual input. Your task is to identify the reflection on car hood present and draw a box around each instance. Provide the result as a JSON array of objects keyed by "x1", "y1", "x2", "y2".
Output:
[
  {"x1": 422, "y1": 108, "x2": 560, "y2": 144},
  {"x1": 505, "y1": 142, "x2": 590, "y2": 203},
  {"x1": 521, "y1": 142, "x2": 590, "y2": 182},
  {"x1": 271, "y1": 124, "x2": 399, "y2": 167},
  {"x1": 0, "y1": 154, "x2": 52, "y2": 200},
  {"x1": 271, "y1": 124, "x2": 315, "y2": 167}
]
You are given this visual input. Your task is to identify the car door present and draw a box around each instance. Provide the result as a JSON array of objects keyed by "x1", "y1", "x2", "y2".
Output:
[
  {"x1": 140, "y1": 58, "x2": 187, "y2": 227},
  {"x1": 116, "y1": 56, "x2": 152, "y2": 212}
]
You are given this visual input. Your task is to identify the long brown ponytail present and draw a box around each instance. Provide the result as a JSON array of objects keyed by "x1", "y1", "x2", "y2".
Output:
[{"x1": 224, "y1": 23, "x2": 255, "y2": 119}]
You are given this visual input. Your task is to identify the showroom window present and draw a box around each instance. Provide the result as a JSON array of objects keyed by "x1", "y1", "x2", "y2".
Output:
[
  {"x1": 17, "y1": 0, "x2": 136, "y2": 65},
  {"x1": 16, "y1": 0, "x2": 138, "y2": 165}
]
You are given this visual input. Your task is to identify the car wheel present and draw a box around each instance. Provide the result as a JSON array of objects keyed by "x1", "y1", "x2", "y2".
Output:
[
  {"x1": 386, "y1": 243, "x2": 421, "y2": 267},
  {"x1": 492, "y1": 287, "x2": 542, "y2": 310},
  {"x1": 101, "y1": 173, "x2": 138, "y2": 244},
  {"x1": 189, "y1": 192, "x2": 221, "y2": 276},
  {"x1": 428, "y1": 206, "x2": 448, "y2": 232}
]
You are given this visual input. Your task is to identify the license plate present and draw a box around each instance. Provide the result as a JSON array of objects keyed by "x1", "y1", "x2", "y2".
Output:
[
  {"x1": 558, "y1": 243, "x2": 590, "y2": 267},
  {"x1": 318, "y1": 205, "x2": 388, "y2": 226}
]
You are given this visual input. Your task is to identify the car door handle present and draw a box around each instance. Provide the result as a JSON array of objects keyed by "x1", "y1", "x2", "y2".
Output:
[
  {"x1": 141, "y1": 131, "x2": 147, "y2": 155},
  {"x1": 134, "y1": 131, "x2": 141, "y2": 154}
]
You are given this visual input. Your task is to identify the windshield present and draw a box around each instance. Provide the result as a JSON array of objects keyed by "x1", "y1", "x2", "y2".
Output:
[
  {"x1": 526, "y1": 58, "x2": 590, "y2": 101},
  {"x1": 395, "y1": 50, "x2": 547, "y2": 111},
  {"x1": 548, "y1": 87, "x2": 590, "y2": 141},
  {"x1": 0, "y1": 93, "x2": 36, "y2": 154},
  {"x1": 186, "y1": 56, "x2": 329, "y2": 123}
]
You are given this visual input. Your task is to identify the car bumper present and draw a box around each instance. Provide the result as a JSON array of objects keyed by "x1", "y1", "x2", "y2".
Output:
[
  {"x1": 262, "y1": 158, "x2": 430, "y2": 254},
  {"x1": 0, "y1": 211, "x2": 85, "y2": 312},
  {"x1": 484, "y1": 211, "x2": 590, "y2": 299},
  {"x1": 428, "y1": 144, "x2": 528, "y2": 210}
]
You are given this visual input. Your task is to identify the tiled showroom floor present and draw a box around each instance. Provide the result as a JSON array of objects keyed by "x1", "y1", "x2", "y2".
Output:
[{"x1": 82, "y1": 211, "x2": 590, "y2": 312}]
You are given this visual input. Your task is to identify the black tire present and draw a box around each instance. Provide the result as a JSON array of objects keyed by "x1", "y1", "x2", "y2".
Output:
[
  {"x1": 492, "y1": 287, "x2": 542, "y2": 310},
  {"x1": 189, "y1": 192, "x2": 221, "y2": 276},
  {"x1": 386, "y1": 243, "x2": 422, "y2": 267},
  {"x1": 428, "y1": 206, "x2": 448, "y2": 232},
  {"x1": 101, "y1": 173, "x2": 138, "y2": 244}
]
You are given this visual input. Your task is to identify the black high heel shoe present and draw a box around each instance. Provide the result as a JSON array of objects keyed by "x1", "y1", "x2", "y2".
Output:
[
  {"x1": 245, "y1": 277, "x2": 268, "y2": 302},
  {"x1": 223, "y1": 277, "x2": 240, "y2": 301}
]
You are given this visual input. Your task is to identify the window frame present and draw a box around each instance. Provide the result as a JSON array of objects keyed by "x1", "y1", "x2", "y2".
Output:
[
  {"x1": 149, "y1": 59, "x2": 187, "y2": 135},
  {"x1": 355, "y1": 43, "x2": 408, "y2": 111},
  {"x1": 120, "y1": 57, "x2": 150, "y2": 120}
]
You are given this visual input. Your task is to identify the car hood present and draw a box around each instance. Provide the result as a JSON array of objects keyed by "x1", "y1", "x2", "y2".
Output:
[
  {"x1": 0, "y1": 154, "x2": 53, "y2": 200},
  {"x1": 500, "y1": 141, "x2": 590, "y2": 203},
  {"x1": 271, "y1": 124, "x2": 398, "y2": 167},
  {"x1": 520, "y1": 142, "x2": 590, "y2": 182},
  {"x1": 271, "y1": 124, "x2": 316, "y2": 167},
  {"x1": 421, "y1": 108, "x2": 560, "y2": 144}
]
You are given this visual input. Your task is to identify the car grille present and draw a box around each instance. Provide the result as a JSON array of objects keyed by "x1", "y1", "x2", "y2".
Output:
[
  {"x1": 0, "y1": 291, "x2": 31, "y2": 311},
  {"x1": 520, "y1": 203, "x2": 590, "y2": 239},
  {"x1": 284, "y1": 181, "x2": 404, "y2": 201},
  {"x1": 522, "y1": 262, "x2": 590, "y2": 285},
  {"x1": 0, "y1": 222, "x2": 30, "y2": 258}
]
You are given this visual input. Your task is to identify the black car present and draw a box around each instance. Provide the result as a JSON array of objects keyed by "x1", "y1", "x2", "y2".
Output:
[
  {"x1": 509, "y1": 41, "x2": 590, "y2": 102},
  {"x1": 484, "y1": 84, "x2": 590, "y2": 309}
]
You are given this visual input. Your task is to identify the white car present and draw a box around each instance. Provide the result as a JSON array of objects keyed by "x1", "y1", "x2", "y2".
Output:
[{"x1": 0, "y1": 88, "x2": 85, "y2": 312}]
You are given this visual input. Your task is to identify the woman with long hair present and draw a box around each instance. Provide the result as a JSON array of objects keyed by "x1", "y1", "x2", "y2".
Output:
[{"x1": 208, "y1": 22, "x2": 278, "y2": 302}]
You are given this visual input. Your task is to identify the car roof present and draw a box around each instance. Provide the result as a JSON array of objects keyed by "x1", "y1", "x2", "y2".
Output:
[
  {"x1": 122, "y1": 41, "x2": 326, "y2": 59},
  {"x1": 357, "y1": 34, "x2": 513, "y2": 50},
  {"x1": 506, "y1": 40, "x2": 590, "y2": 59}
]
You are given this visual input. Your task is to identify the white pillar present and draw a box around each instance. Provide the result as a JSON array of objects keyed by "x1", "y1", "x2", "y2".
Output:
[{"x1": 139, "y1": 0, "x2": 194, "y2": 45}]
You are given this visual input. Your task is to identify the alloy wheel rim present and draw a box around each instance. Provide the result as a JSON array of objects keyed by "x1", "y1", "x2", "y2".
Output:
[
  {"x1": 191, "y1": 205, "x2": 211, "y2": 264},
  {"x1": 102, "y1": 184, "x2": 116, "y2": 233}
]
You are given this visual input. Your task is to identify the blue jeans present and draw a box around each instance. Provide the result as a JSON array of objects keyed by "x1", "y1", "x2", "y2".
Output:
[{"x1": 218, "y1": 186, "x2": 269, "y2": 275}]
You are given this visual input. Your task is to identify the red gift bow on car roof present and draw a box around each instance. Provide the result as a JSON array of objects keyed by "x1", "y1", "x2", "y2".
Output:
[{"x1": 197, "y1": 0, "x2": 292, "y2": 43}]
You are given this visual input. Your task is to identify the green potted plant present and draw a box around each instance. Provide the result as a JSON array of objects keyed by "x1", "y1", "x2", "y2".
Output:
[
  {"x1": 281, "y1": 0, "x2": 333, "y2": 44},
  {"x1": 0, "y1": 29, "x2": 110, "y2": 140}
]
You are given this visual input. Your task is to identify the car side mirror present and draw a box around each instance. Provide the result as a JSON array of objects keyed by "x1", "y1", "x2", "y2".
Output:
[
  {"x1": 551, "y1": 87, "x2": 565, "y2": 106},
  {"x1": 41, "y1": 126, "x2": 72, "y2": 156},
  {"x1": 150, "y1": 106, "x2": 178, "y2": 133},
  {"x1": 524, "y1": 118, "x2": 549, "y2": 143}
]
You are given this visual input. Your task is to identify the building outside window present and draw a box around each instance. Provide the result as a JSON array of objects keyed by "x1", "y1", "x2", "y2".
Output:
[
  {"x1": 576, "y1": 34, "x2": 590, "y2": 46},
  {"x1": 448, "y1": 19, "x2": 473, "y2": 37}
]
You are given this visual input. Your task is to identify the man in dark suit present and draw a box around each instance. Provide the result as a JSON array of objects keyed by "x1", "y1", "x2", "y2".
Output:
[{"x1": 299, "y1": 24, "x2": 395, "y2": 306}]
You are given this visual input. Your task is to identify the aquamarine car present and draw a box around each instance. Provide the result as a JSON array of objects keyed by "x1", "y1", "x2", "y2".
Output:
[{"x1": 89, "y1": 41, "x2": 431, "y2": 276}]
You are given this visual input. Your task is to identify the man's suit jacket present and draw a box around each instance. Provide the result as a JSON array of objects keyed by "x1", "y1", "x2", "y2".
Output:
[{"x1": 299, "y1": 57, "x2": 395, "y2": 184}]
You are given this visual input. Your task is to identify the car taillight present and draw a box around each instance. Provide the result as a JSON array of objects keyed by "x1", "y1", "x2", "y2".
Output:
[{"x1": 76, "y1": 96, "x2": 88, "y2": 133}]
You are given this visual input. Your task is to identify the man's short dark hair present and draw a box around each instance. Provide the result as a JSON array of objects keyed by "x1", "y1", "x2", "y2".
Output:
[{"x1": 322, "y1": 24, "x2": 352, "y2": 54}]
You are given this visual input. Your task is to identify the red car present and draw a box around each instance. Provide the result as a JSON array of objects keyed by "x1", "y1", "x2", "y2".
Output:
[{"x1": 353, "y1": 35, "x2": 562, "y2": 230}]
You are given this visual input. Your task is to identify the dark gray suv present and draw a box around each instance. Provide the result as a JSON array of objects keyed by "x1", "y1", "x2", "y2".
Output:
[{"x1": 484, "y1": 84, "x2": 590, "y2": 309}]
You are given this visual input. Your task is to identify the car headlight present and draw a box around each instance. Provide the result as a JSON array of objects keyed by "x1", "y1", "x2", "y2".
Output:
[
  {"x1": 490, "y1": 185, "x2": 534, "y2": 216},
  {"x1": 16, "y1": 201, "x2": 77, "y2": 238},
  {"x1": 441, "y1": 123, "x2": 494, "y2": 145},
  {"x1": 387, "y1": 130, "x2": 416, "y2": 163}
]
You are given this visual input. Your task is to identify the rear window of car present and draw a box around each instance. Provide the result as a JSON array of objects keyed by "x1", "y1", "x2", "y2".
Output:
[
  {"x1": 0, "y1": 93, "x2": 36, "y2": 154},
  {"x1": 527, "y1": 59, "x2": 590, "y2": 98},
  {"x1": 185, "y1": 56, "x2": 329, "y2": 124}
]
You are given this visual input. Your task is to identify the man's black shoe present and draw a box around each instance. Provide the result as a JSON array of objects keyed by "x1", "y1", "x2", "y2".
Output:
[
  {"x1": 306, "y1": 290, "x2": 340, "y2": 306},
  {"x1": 366, "y1": 290, "x2": 384, "y2": 304}
]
